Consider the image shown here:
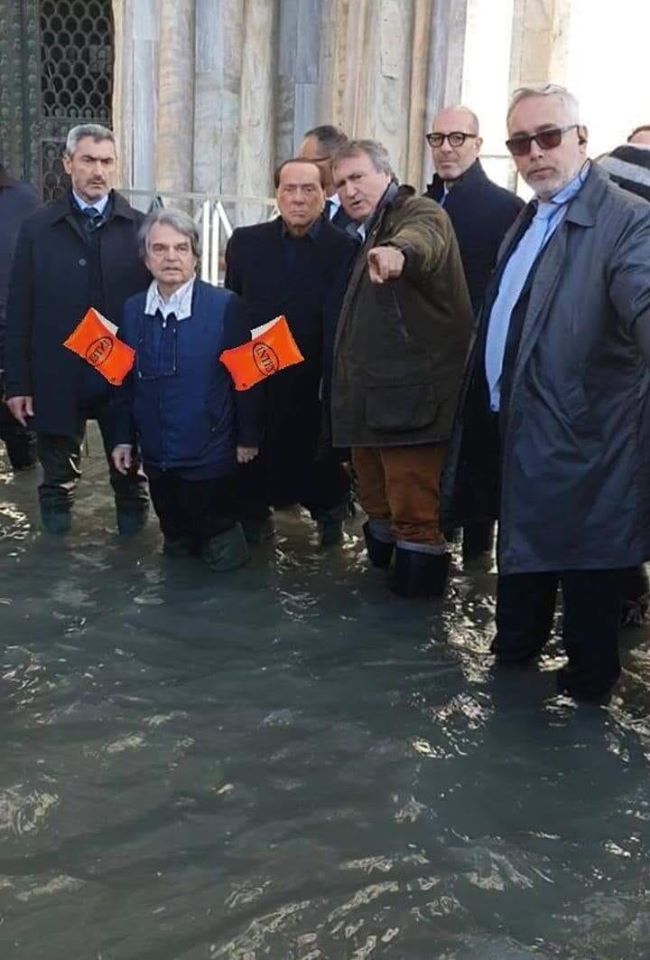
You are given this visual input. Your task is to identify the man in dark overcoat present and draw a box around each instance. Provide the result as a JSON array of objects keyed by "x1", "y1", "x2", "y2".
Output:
[
  {"x1": 443, "y1": 84, "x2": 650, "y2": 701},
  {"x1": 4, "y1": 124, "x2": 150, "y2": 534},
  {"x1": 424, "y1": 105, "x2": 523, "y2": 568},
  {"x1": 224, "y1": 158, "x2": 356, "y2": 547},
  {"x1": 0, "y1": 162, "x2": 40, "y2": 470}
]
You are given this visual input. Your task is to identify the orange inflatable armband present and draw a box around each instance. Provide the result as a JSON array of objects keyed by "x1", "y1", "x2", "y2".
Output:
[
  {"x1": 220, "y1": 315, "x2": 304, "y2": 391},
  {"x1": 63, "y1": 307, "x2": 135, "y2": 386}
]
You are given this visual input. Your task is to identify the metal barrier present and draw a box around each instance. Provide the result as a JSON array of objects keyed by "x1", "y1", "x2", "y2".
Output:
[
  {"x1": 119, "y1": 189, "x2": 278, "y2": 285},
  {"x1": 120, "y1": 159, "x2": 524, "y2": 286}
]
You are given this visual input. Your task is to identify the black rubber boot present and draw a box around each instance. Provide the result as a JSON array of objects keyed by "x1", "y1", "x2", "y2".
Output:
[
  {"x1": 117, "y1": 507, "x2": 149, "y2": 536},
  {"x1": 241, "y1": 512, "x2": 275, "y2": 546},
  {"x1": 41, "y1": 509, "x2": 72, "y2": 535},
  {"x1": 362, "y1": 521, "x2": 394, "y2": 568},
  {"x1": 391, "y1": 546, "x2": 450, "y2": 599},
  {"x1": 202, "y1": 522, "x2": 250, "y2": 572},
  {"x1": 462, "y1": 520, "x2": 495, "y2": 571},
  {"x1": 163, "y1": 536, "x2": 193, "y2": 558}
]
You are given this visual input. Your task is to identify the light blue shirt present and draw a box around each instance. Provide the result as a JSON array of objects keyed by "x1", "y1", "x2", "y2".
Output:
[
  {"x1": 72, "y1": 190, "x2": 109, "y2": 216},
  {"x1": 484, "y1": 166, "x2": 589, "y2": 411}
]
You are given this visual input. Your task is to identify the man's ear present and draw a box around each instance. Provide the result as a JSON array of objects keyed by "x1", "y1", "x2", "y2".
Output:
[
  {"x1": 475, "y1": 136, "x2": 484, "y2": 153},
  {"x1": 577, "y1": 125, "x2": 588, "y2": 146}
]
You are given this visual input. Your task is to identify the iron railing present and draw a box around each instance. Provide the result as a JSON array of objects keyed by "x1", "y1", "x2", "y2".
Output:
[{"x1": 119, "y1": 189, "x2": 278, "y2": 285}]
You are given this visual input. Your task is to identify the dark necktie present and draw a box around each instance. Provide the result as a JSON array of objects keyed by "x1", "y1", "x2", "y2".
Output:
[
  {"x1": 81, "y1": 205, "x2": 103, "y2": 235},
  {"x1": 324, "y1": 199, "x2": 334, "y2": 220}
]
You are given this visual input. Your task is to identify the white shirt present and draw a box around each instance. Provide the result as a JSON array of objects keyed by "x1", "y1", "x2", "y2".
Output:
[
  {"x1": 326, "y1": 193, "x2": 342, "y2": 220},
  {"x1": 72, "y1": 190, "x2": 109, "y2": 216},
  {"x1": 144, "y1": 276, "x2": 195, "y2": 321}
]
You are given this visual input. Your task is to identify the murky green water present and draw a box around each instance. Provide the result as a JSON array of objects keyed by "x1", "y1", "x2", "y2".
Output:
[{"x1": 2, "y1": 435, "x2": 650, "y2": 959}]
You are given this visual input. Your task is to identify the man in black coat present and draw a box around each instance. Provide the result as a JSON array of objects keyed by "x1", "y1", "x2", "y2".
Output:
[
  {"x1": 4, "y1": 124, "x2": 150, "y2": 534},
  {"x1": 0, "y1": 163, "x2": 40, "y2": 471},
  {"x1": 225, "y1": 158, "x2": 356, "y2": 547},
  {"x1": 425, "y1": 105, "x2": 524, "y2": 567}
]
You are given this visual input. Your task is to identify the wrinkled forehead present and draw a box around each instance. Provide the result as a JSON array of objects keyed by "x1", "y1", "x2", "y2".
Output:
[
  {"x1": 71, "y1": 136, "x2": 116, "y2": 160},
  {"x1": 333, "y1": 151, "x2": 378, "y2": 177},
  {"x1": 148, "y1": 222, "x2": 193, "y2": 246},
  {"x1": 278, "y1": 162, "x2": 322, "y2": 188},
  {"x1": 508, "y1": 94, "x2": 571, "y2": 135}
]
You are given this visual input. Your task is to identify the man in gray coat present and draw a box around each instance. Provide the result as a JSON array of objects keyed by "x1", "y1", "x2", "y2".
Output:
[{"x1": 443, "y1": 84, "x2": 650, "y2": 701}]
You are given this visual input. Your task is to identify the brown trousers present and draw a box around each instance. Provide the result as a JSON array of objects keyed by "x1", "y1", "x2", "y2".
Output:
[{"x1": 351, "y1": 443, "x2": 447, "y2": 546}]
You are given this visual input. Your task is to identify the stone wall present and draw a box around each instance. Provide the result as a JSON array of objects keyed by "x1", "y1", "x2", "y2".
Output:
[{"x1": 111, "y1": 0, "x2": 470, "y2": 207}]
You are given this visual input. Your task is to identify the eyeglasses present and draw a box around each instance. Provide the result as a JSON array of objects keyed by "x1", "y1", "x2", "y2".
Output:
[
  {"x1": 505, "y1": 124, "x2": 579, "y2": 157},
  {"x1": 425, "y1": 131, "x2": 477, "y2": 148}
]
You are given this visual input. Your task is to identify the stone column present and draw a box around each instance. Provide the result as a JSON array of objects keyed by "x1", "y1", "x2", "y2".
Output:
[
  {"x1": 406, "y1": 0, "x2": 433, "y2": 186},
  {"x1": 422, "y1": 0, "x2": 469, "y2": 186},
  {"x1": 156, "y1": 0, "x2": 195, "y2": 195},
  {"x1": 236, "y1": 0, "x2": 277, "y2": 200},
  {"x1": 509, "y1": 0, "x2": 571, "y2": 90}
]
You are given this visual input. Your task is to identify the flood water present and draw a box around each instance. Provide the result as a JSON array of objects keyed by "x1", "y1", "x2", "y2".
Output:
[{"x1": 2, "y1": 434, "x2": 650, "y2": 960}]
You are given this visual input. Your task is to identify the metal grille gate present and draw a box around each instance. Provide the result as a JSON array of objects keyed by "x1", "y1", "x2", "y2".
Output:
[{"x1": 0, "y1": 0, "x2": 113, "y2": 199}]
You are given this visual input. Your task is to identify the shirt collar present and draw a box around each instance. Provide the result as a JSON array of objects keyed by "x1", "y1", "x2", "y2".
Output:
[
  {"x1": 72, "y1": 190, "x2": 110, "y2": 216},
  {"x1": 326, "y1": 193, "x2": 342, "y2": 218},
  {"x1": 145, "y1": 276, "x2": 195, "y2": 320}
]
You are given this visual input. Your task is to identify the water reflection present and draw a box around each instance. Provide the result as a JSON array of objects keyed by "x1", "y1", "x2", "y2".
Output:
[{"x1": 1, "y1": 444, "x2": 649, "y2": 959}]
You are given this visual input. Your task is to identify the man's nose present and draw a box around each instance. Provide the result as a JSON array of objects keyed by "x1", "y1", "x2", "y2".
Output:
[{"x1": 529, "y1": 138, "x2": 544, "y2": 159}]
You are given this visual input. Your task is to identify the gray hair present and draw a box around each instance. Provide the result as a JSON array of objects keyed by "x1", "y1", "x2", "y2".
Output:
[
  {"x1": 331, "y1": 138, "x2": 395, "y2": 179},
  {"x1": 139, "y1": 208, "x2": 201, "y2": 258},
  {"x1": 65, "y1": 123, "x2": 115, "y2": 157},
  {"x1": 507, "y1": 83, "x2": 580, "y2": 125}
]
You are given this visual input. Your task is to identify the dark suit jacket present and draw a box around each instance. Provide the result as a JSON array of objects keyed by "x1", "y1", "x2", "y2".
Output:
[
  {"x1": 224, "y1": 215, "x2": 356, "y2": 499},
  {"x1": 4, "y1": 190, "x2": 150, "y2": 434},
  {"x1": 425, "y1": 160, "x2": 523, "y2": 314}
]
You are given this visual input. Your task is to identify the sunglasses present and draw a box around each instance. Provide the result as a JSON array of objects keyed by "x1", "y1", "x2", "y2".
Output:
[
  {"x1": 506, "y1": 124, "x2": 579, "y2": 157},
  {"x1": 426, "y1": 131, "x2": 478, "y2": 148}
]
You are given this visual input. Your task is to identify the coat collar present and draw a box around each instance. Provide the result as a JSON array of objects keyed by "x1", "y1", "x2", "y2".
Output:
[
  {"x1": 563, "y1": 162, "x2": 608, "y2": 227},
  {"x1": 426, "y1": 159, "x2": 488, "y2": 200},
  {"x1": 47, "y1": 189, "x2": 138, "y2": 225}
]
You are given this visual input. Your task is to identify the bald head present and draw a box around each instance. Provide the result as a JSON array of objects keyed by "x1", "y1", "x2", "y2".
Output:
[
  {"x1": 433, "y1": 105, "x2": 480, "y2": 136},
  {"x1": 428, "y1": 105, "x2": 482, "y2": 183}
]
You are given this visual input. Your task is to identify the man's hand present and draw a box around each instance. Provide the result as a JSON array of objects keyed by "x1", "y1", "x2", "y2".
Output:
[
  {"x1": 367, "y1": 246, "x2": 405, "y2": 284},
  {"x1": 6, "y1": 395, "x2": 34, "y2": 427},
  {"x1": 237, "y1": 446, "x2": 258, "y2": 464},
  {"x1": 112, "y1": 444, "x2": 133, "y2": 475}
]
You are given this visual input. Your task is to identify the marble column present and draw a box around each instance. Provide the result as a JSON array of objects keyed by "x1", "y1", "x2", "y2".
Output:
[
  {"x1": 156, "y1": 0, "x2": 195, "y2": 195},
  {"x1": 236, "y1": 0, "x2": 277, "y2": 200}
]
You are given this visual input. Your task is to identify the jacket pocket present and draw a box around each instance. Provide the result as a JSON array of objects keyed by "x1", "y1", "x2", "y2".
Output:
[{"x1": 364, "y1": 382, "x2": 438, "y2": 433}]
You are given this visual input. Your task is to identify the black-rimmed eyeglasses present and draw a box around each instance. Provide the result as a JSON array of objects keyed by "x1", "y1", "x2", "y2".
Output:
[
  {"x1": 505, "y1": 124, "x2": 579, "y2": 157},
  {"x1": 426, "y1": 131, "x2": 478, "y2": 148}
]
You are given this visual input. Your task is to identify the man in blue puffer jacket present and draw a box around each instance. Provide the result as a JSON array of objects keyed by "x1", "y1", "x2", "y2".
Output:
[{"x1": 111, "y1": 208, "x2": 261, "y2": 571}]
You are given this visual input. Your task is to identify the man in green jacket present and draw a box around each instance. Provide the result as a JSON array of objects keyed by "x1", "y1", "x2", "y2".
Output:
[{"x1": 331, "y1": 139, "x2": 473, "y2": 598}]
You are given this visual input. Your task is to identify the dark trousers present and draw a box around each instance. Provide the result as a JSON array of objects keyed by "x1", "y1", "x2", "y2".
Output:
[
  {"x1": 0, "y1": 373, "x2": 37, "y2": 469},
  {"x1": 239, "y1": 450, "x2": 351, "y2": 524},
  {"x1": 147, "y1": 469, "x2": 237, "y2": 552},
  {"x1": 492, "y1": 569, "x2": 629, "y2": 696},
  {"x1": 0, "y1": 404, "x2": 36, "y2": 469},
  {"x1": 37, "y1": 405, "x2": 148, "y2": 515}
]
